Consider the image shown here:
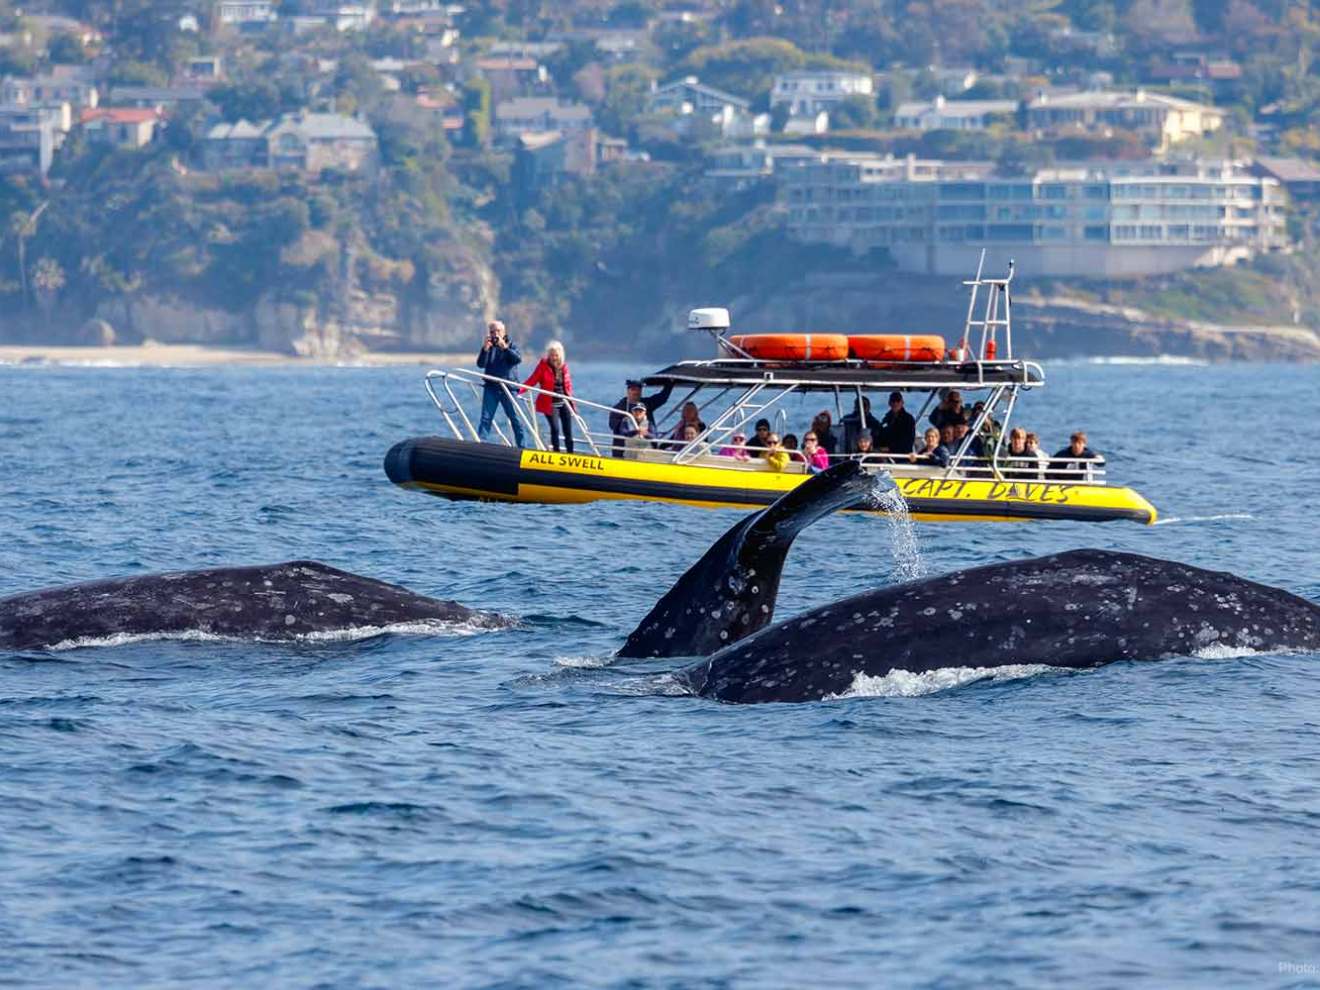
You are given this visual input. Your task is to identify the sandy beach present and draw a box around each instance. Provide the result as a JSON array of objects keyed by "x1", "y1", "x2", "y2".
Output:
[{"x1": 0, "y1": 343, "x2": 473, "y2": 367}]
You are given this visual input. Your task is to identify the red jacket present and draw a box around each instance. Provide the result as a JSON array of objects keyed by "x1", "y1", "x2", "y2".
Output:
[{"x1": 522, "y1": 358, "x2": 574, "y2": 415}]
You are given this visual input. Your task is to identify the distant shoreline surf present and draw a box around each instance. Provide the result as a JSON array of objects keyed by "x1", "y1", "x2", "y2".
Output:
[{"x1": 0, "y1": 343, "x2": 472, "y2": 368}]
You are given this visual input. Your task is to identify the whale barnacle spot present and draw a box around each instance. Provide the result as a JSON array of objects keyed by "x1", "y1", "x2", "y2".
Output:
[{"x1": 720, "y1": 631, "x2": 729, "y2": 640}]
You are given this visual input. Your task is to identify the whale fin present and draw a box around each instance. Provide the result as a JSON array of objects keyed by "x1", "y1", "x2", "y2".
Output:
[{"x1": 618, "y1": 462, "x2": 877, "y2": 658}]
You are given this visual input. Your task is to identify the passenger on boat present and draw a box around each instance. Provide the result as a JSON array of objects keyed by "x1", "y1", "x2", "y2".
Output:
[
  {"x1": 610, "y1": 379, "x2": 674, "y2": 458},
  {"x1": 764, "y1": 434, "x2": 791, "y2": 472},
  {"x1": 877, "y1": 391, "x2": 916, "y2": 454},
  {"x1": 853, "y1": 430, "x2": 883, "y2": 465},
  {"x1": 752, "y1": 419, "x2": 772, "y2": 458},
  {"x1": 1052, "y1": 432, "x2": 1105, "y2": 480},
  {"x1": 669, "y1": 401, "x2": 707, "y2": 441},
  {"x1": 967, "y1": 401, "x2": 1003, "y2": 457},
  {"x1": 841, "y1": 398, "x2": 883, "y2": 453},
  {"x1": 718, "y1": 431, "x2": 751, "y2": 461},
  {"x1": 948, "y1": 416, "x2": 972, "y2": 456},
  {"x1": 929, "y1": 390, "x2": 964, "y2": 430},
  {"x1": 1024, "y1": 432, "x2": 1049, "y2": 478},
  {"x1": 622, "y1": 404, "x2": 657, "y2": 459},
  {"x1": 802, "y1": 432, "x2": 831, "y2": 474},
  {"x1": 810, "y1": 411, "x2": 839, "y2": 454},
  {"x1": 782, "y1": 434, "x2": 803, "y2": 462},
  {"x1": 1001, "y1": 428, "x2": 1030, "y2": 478},
  {"x1": 910, "y1": 427, "x2": 950, "y2": 468},
  {"x1": 476, "y1": 320, "x2": 526, "y2": 447},
  {"x1": 521, "y1": 340, "x2": 575, "y2": 453}
]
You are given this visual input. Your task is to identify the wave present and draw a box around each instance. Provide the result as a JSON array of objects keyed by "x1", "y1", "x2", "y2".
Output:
[
  {"x1": 1080, "y1": 355, "x2": 1209, "y2": 366},
  {"x1": 828, "y1": 663, "x2": 1058, "y2": 699},
  {"x1": 1152, "y1": 513, "x2": 1255, "y2": 526},
  {"x1": 45, "y1": 618, "x2": 496, "y2": 652}
]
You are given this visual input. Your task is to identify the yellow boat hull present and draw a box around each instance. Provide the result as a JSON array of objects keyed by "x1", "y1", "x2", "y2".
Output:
[{"x1": 384, "y1": 437, "x2": 1158, "y2": 524}]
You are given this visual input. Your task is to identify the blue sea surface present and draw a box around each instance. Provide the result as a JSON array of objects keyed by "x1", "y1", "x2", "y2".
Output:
[{"x1": 1, "y1": 359, "x2": 1318, "y2": 988}]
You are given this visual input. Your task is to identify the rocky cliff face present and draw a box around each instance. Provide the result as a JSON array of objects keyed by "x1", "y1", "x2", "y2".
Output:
[{"x1": 85, "y1": 258, "x2": 499, "y2": 358}]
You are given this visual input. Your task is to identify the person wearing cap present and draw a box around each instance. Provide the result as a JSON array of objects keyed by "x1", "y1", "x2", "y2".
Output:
[
  {"x1": 718, "y1": 431, "x2": 751, "y2": 462},
  {"x1": 475, "y1": 319, "x2": 525, "y2": 446},
  {"x1": 622, "y1": 404, "x2": 657, "y2": 459},
  {"x1": 750, "y1": 418, "x2": 772, "y2": 457},
  {"x1": 876, "y1": 391, "x2": 915, "y2": 454},
  {"x1": 609, "y1": 378, "x2": 674, "y2": 458}
]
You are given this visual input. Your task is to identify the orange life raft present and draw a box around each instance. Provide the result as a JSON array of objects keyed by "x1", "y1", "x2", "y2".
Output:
[
  {"x1": 727, "y1": 334, "x2": 850, "y2": 361},
  {"x1": 848, "y1": 334, "x2": 946, "y2": 362}
]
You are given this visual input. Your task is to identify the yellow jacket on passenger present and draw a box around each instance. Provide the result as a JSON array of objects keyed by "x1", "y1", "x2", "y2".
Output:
[{"x1": 765, "y1": 450, "x2": 791, "y2": 472}]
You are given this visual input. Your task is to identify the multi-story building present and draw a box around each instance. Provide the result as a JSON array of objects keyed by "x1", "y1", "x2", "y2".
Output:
[
  {"x1": 201, "y1": 113, "x2": 379, "y2": 175},
  {"x1": 1, "y1": 69, "x2": 98, "y2": 110},
  {"x1": 781, "y1": 154, "x2": 1288, "y2": 276},
  {"x1": 770, "y1": 70, "x2": 874, "y2": 117},
  {"x1": 1026, "y1": 90, "x2": 1223, "y2": 150},
  {"x1": 0, "y1": 105, "x2": 64, "y2": 175}
]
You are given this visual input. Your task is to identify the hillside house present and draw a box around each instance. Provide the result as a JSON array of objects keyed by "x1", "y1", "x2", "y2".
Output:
[
  {"x1": 648, "y1": 76, "x2": 749, "y2": 116},
  {"x1": 80, "y1": 107, "x2": 163, "y2": 148},
  {"x1": 894, "y1": 96, "x2": 1017, "y2": 131},
  {"x1": 202, "y1": 113, "x2": 379, "y2": 175},
  {"x1": 1026, "y1": 89, "x2": 1223, "y2": 149},
  {"x1": 771, "y1": 70, "x2": 873, "y2": 116}
]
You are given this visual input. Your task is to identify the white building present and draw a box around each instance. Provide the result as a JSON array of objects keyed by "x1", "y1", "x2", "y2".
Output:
[
  {"x1": 216, "y1": 1, "x2": 277, "y2": 26},
  {"x1": 781, "y1": 155, "x2": 1288, "y2": 277},
  {"x1": 1026, "y1": 90, "x2": 1224, "y2": 149},
  {"x1": 893, "y1": 95, "x2": 1017, "y2": 131},
  {"x1": 771, "y1": 70, "x2": 873, "y2": 116}
]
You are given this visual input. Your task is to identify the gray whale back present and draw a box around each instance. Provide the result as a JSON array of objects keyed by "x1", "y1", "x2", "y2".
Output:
[
  {"x1": 0, "y1": 561, "x2": 507, "y2": 651},
  {"x1": 682, "y1": 549, "x2": 1320, "y2": 703}
]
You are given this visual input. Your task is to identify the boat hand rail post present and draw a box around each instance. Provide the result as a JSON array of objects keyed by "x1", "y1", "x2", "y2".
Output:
[
  {"x1": 675, "y1": 381, "x2": 769, "y2": 464},
  {"x1": 679, "y1": 382, "x2": 800, "y2": 466},
  {"x1": 841, "y1": 452, "x2": 1106, "y2": 485},
  {"x1": 427, "y1": 370, "x2": 523, "y2": 448},
  {"x1": 425, "y1": 368, "x2": 640, "y2": 456},
  {"x1": 942, "y1": 384, "x2": 1005, "y2": 479},
  {"x1": 987, "y1": 386, "x2": 1020, "y2": 480}
]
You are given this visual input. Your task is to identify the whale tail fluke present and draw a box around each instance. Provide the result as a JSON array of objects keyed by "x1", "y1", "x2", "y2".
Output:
[{"x1": 618, "y1": 462, "x2": 877, "y2": 658}]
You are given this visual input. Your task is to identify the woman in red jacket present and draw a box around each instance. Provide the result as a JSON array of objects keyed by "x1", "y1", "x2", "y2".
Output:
[{"x1": 522, "y1": 340, "x2": 575, "y2": 452}]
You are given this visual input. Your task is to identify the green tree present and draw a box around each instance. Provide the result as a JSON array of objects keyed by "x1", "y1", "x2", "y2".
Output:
[
  {"x1": 463, "y1": 77, "x2": 492, "y2": 148},
  {"x1": 47, "y1": 33, "x2": 89, "y2": 64},
  {"x1": 830, "y1": 93, "x2": 879, "y2": 129},
  {"x1": 679, "y1": 37, "x2": 808, "y2": 99}
]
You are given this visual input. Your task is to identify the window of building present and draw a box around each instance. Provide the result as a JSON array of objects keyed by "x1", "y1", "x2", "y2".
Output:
[
  {"x1": 1139, "y1": 224, "x2": 1162, "y2": 239},
  {"x1": 1083, "y1": 184, "x2": 1109, "y2": 200},
  {"x1": 986, "y1": 223, "x2": 1032, "y2": 241},
  {"x1": 1084, "y1": 225, "x2": 1108, "y2": 241},
  {"x1": 1113, "y1": 224, "x2": 1137, "y2": 239},
  {"x1": 1041, "y1": 184, "x2": 1068, "y2": 200}
]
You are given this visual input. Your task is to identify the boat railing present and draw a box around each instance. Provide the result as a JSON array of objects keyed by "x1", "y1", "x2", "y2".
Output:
[
  {"x1": 425, "y1": 368, "x2": 639, "y2": 457},
  {"x1": 423, "y1": 367, "x2": 1104, "y2": 485}
]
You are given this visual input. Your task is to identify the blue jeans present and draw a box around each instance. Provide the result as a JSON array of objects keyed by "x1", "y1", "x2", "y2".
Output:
[{"x1": 477, "y1": 384, "x2": 526, "y2": 446}]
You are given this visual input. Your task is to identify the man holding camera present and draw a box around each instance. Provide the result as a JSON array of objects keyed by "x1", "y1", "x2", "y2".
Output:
[{"x1": 476, "y1": 319, "x2": 526, "y2": 446}]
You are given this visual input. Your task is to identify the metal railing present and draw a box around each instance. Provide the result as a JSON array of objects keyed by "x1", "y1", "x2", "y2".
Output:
[{"x1": 421, "y1": 367, "x2": 1106, "y2": 485}]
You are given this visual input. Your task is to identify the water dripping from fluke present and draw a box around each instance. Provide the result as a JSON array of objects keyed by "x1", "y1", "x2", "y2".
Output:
[{"x1": 864, "y1": 473, "x2": 925, "y2": 583}]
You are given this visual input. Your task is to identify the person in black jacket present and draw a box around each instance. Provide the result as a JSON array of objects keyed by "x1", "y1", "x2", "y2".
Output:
[
  {"x1": 475, "y1": 320, "x2": 525, "y2": 446},
  {"x1": 840, "y1": 397, "x2": 883, "y2": 453},
  {"x1": 1052, "y1": 431, "x2": 1106, "y2": 480},
  {"x1": 609, "y1": 379, "x2": 674, "y2": 457},
  {"x1": 877, "y1": 391, "x2": 915, "y2": 455}
]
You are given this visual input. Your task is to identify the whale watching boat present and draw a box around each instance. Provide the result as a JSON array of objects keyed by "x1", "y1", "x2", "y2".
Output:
[{"x1": 385, "y1": 261, "x2": 1157, "y2": 524}]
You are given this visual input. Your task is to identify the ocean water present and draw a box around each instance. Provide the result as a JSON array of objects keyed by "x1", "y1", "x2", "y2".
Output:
[{"x1": 1, "y1": 359, "x2": 1318, "y2": 988}]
